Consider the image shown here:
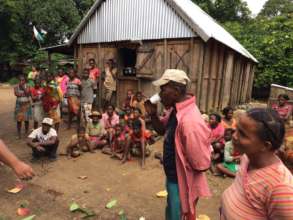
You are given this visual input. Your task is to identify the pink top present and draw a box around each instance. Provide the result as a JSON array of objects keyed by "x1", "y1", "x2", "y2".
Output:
[
  {"x1": 209, "y1": 123, "x2": 225, "y2": 145},
  {"x1": 221, "y1": 155, "x2": 293, "y2": 220},
  {"x1": 56, "y1": 75, "x2": 69, "y2": 95},
  {"x1": 101, "y1": 113, "x2": 119, "y2": 129},
  {"x1": 163, "y1": 96, "x2": 211, "y2": 216},
  {"x1": 272, "y1": 103, "x2": 292, "y2": 120},
  {"x1": 89, "y1": 68, "x2": 100, "y2": 81}
]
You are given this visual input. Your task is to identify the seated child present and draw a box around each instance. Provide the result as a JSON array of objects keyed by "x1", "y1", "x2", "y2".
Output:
[
  {"x1": 272, "y1": 94, "x2": 292, "y2": 122},
  {"x1": 122, "y1": 119, "x2": 150, "y2": 167},
  {"x1": 209, "y1": 113, "x2": 225, "y2": 163},
  {"x1": 133, "y1": 107, "x2": 155, "y2": 145},
  {"x1": 124, "y1": 105, "x2": 134, "y2": 122},
  {"x1": 86, "y1": 111, "x2": 108, "y2": 150},
  {"x1": 66, "y1": 127, "x2": 91, "y2": 158},
  {"x1": 131, "y1": 92, "x2": 146, "y2": 118},
  {"x1": 216, "y1": 129, "x2": 240, "y2": 177},
  {"x1": 123, "y1": 89, "x2": 134, "y2": 108},
  {"x1": 102, "y1": 124, "x2": 129, "y2": 160}
]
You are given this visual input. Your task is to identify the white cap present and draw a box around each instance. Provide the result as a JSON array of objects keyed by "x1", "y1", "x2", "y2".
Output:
[
  {"x1": 42, "y1": 118, "x2": 53, "y2": 126},
  {"x1": 153, "y1": 69, "x2": 190, "y2": 87}
]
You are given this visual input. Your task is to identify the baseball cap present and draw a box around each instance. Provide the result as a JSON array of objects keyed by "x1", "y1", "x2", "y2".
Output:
[
  {"x1": 153, "y1": 69, "x2": 190, "y2": 87},
  {"x1": 42, "y1": 118, "x2": 53, "y2": 126}
]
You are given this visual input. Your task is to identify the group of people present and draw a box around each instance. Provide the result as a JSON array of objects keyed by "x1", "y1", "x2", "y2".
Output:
[
  {"x1": 9, "y1": 66, "x2": 293, "y2": 220},
  {"x1": 14, "y1": 58, "x2": 118, "y2": 138}
]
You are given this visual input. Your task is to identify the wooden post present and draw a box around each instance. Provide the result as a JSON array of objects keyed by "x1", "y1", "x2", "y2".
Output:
[
  {"x1": 221, "y1": 51, "x2": 234, "y2": 108},
  {"x1": 98, "y1": 44, "x2": 102, "y2": 110},
  {"x1": 164, "y1": 39, "x2": 168, "y2": 70}
]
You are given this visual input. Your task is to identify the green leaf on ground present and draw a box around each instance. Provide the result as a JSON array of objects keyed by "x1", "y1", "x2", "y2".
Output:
[
  {"x1": 69, "y1": 202, "x2": 80, "y2": 212},
  {"x1": 21, "y1": 215, "x2": 36, "y2": 220},
  {"x1": 106, "y1": 199, "x2": 117, "y2": 209}
]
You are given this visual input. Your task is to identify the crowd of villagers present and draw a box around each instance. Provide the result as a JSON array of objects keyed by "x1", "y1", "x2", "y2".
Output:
[{"x1": 14, "y1": 59, "x2": 156, "y2": 167}]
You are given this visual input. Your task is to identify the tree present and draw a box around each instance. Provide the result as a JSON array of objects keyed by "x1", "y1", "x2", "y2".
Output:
[
  {"x1": 259, "y1": 0, "x2": 293, "y2": 18},
  {"x1": 73, "y1": 0, "x2": 96, "y2": 17},
  {"x1": 192, "y1": 0, "x2": 251, "y2": 23}
]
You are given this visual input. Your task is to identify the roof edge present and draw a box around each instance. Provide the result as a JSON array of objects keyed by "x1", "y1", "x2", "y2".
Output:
[{"x1": 68, "y1": 0, "x2": 104, "y2": 46}]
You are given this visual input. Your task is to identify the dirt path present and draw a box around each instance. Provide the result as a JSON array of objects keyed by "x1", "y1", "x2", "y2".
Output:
[{"x1": 0, "y1": 87, "x2": 232, "y2": 220}]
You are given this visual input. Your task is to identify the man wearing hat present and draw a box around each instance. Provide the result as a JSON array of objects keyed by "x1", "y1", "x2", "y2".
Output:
[
  {"x1": 27, "y1": 118, "x2": 59, "y2": 161},
  {"x1": 145, "y1": 69, "x2": 211, "y2": 220},
  {"x1": 86, "y1": 111, "x2": 108, "y2": 150}
]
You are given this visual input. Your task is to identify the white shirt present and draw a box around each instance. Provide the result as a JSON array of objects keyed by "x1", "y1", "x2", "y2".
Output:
[{"x1": 28, "y1": 127, "x2": 57, "y2": 143}]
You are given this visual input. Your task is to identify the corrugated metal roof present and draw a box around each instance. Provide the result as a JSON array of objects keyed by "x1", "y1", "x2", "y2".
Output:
[
  {"x1": 77, "y1": 0, "x2": 195, "y2": 44},
  {"x1": 68, "y1": 0, "x2": 257, "y2": 63},
  {"x1": 169, "y1": 0, "x2": 258, "y2": 62}
]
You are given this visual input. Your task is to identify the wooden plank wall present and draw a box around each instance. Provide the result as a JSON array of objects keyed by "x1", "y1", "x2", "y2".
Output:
[{"x1": 75, "y1": 39, "x2": 255, "y2": 112}]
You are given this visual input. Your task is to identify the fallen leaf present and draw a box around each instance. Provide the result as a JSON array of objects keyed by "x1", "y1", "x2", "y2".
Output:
[
  {"x1": 7, "y1": 184, "x2": 24, "y2": 194},
  {"x1": 119, "y1": 210, "x2": 127, "y2": 220},
  {"x1": 69, "y1": 202, "x2": 80, "y2": 212},
  {"x1": 156, "y1": 190, "x2": 168, "y2": 198},
  {"x1": 197, "y1": 214, "x2": 211, "y2": 220},
  {"x1": 78, "y1": 176, "x2": 88, "y2": 180},
  {"x1": 17, "y1": 207, "x2": 30, "y2": 217},
  {"x1": 80, "y1": 208, "x2": 95, "y2": 218},
  {"x1": 106, "y1": 199, "x2": 117, "y2": 209},
  {"x1": 21, "y1": 215, "x2": 36, "y2": 220}
]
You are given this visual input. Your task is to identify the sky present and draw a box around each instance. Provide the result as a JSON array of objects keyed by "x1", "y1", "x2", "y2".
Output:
[{"x1": 243, "y1": 0, "x2": 268, "y2": 15}]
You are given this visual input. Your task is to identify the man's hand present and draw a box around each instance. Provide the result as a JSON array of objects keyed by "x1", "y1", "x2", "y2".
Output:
[
  {"x1": 12, "y1": 161, "x2": 35, "y2": 180},
  {"x1": 144, "y1": 100, "x2": 158, "y2": 116},
  {"x1": 36, "y1": 146, "x2": 45, "y2": 152}
]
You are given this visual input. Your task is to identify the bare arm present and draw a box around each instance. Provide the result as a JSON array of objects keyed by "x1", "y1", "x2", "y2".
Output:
[
  {"x1": 144, "y1": 101, "x2": 165, "y2": 135},
  {"x1": 0, "y1": 139, "x2": 35, "y2": 179}
]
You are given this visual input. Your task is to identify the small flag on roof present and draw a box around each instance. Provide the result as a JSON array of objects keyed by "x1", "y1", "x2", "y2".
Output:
[{"x1": 33, "y1": 26, "x2": 44, "y2": 42}]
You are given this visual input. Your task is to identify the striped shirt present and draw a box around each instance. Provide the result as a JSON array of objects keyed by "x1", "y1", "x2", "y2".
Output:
[{"x1": 221, "y1": 155, "x2": 293, "y2": 220}]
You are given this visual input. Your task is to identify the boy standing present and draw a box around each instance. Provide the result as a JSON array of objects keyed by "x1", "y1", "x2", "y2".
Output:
[{"x1": 81, "y1": 68, "x2": 96, "y2": 124}]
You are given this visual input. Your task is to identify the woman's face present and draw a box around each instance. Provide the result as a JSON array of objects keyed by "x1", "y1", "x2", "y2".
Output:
[
  {"x1": 107, "y1": 106, "x2": 114, "y2": 116},
  {"x1": 278, "y1": 96, "x2": 286, "y2": 106},
  {"x1": 209, "y1": 115, "x2": 218, "y2": 127},
  {"x1": 232, "y1": 113, "x2": 267, "y2": 156},
  {"x1": 226, "y1": 110, "x2": 233, "y2": 120}
]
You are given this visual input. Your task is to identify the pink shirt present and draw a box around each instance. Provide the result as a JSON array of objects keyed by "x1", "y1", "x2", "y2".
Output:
[
  {"x1": 272, "y1": 103, "x2": 292, "y2": 120},
  {"x1": 164, "y1": 96, "x2": 211, "y2": 216},
  {"x1": 209, "y1": 123, "x2": 225, "y2": 145},
  {"x1": 101, "y1": 113, "x2": 119, "y2": 129},
  {"x1": 221, "y1": 155, "x2": 293, "y2": 220},
  {"x1": 56, "y1": 75, "x2": 69, "y2": 95}
]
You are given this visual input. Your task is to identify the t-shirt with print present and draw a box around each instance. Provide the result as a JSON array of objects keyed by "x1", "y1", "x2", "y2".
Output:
[{"x1": 28, "y1": 127, "x2": 57, "y2": 143}]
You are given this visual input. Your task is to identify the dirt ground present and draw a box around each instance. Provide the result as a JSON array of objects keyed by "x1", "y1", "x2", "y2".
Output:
[{"x1": 0, "y1": 86, "x2": 233, "y2": 220}]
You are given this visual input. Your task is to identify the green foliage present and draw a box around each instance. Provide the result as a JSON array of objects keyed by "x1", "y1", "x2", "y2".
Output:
[
  {"x1": 258, "y1": 0, "x2": 293, "y2": 18},
  {"x1": 192, "y1": 0, "x2": 251, "y2": 23},
  {"x1": 193, "y1": 0, "x2": 293, "y2": 88}
]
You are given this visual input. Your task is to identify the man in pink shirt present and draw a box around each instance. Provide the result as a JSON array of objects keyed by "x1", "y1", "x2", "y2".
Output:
[{"x1": 145, "y1": 69, "x2": 211, "y2": 220}]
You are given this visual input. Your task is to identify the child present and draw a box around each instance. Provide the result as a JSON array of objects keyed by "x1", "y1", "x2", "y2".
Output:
[
  {"x1": 122, "y1": 119, "x2": 150, "y2": 167},
  {"x1": 102, "y1": 124, "x2": 129, "y2": 159},
  {"x1": 30, "y1": 79, "x2": 45, "y2": 129},
  {"x1": 86, "y1": 111, "x2": 108, "y2": 150},
  {"x1": 131, "y1": 92, "x2": 146, "y2": 117},
  {"x1": 209, "y1": 113, "x2": 225, "y2": 163},
  {"x1": 216, "y1": 129, "x2": 240, "y2": 177},
  {"x1": 66, "y1": 68, "x2": 81, "y2": 129},
  {"x1": 80, "y1": 68, "x2": 96, "y2": 124},
  {"x1": 272, "y1": 94, "x2": 292, "y2": 122},
  {"x1": 14, "y1": 75, "x2": 32, "y2": 138},
  {"x1": 123, "y1": 90, "x2": 134, "y2": 108},
  {"x1": 124, "y1": 105, "x2": 134, "y2": 122},
  {"x1": 66, "y1": 127, "x2": 91, "y2": 158}
]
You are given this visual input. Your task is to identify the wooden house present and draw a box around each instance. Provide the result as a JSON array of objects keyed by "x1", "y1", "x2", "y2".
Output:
[{"x1": 44, "y1": 0, "x2": 258, "y2": 112}]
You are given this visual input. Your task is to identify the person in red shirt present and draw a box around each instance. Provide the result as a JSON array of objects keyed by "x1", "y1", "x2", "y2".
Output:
[
  {"x1": 145, "y1": 69, "x2": 211, "y2": 220},
  {"x1": 272, "y1": 94, "x2": 292, "y2": 122},
  {"x1": 89, "y1": 58, "x2": 100, "y2": 88},
  {"x1": 30, "y1": 79, "x2": 45, "y2": 129}
]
